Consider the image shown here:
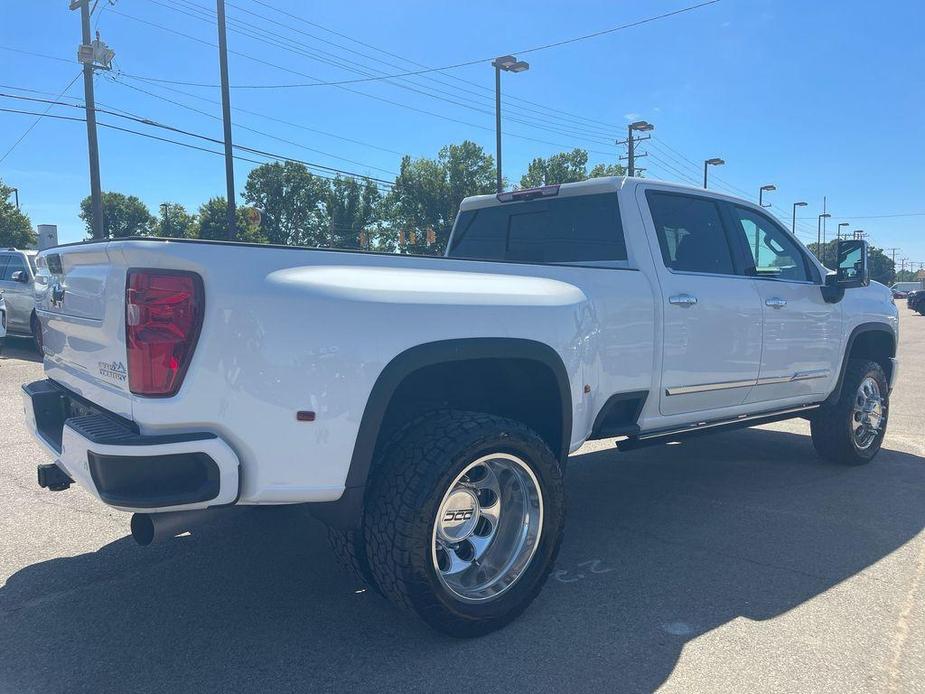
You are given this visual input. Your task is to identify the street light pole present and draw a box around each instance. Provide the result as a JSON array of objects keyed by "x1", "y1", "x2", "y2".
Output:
[
  {"x1": 817, "y1": 212, "x2": 832, "y2": 262},
  {"x1": 9, "y1": 187, "x2": 18, "y2": 209},
  {"x1": 703, "y1": 158, "x2": 724, "y2": 188},
  {"x1": 215, "y1": 0, "x2": 236, "y2": 240},
  {"x1": 759, "y1": 184, "x2": 776, "y2": 208},
  {"x1": 491, "y1": 55, "x2": 529, "y2": 194},
  {"x1": 791, "y1": 201, "x2": 807, "y2": 236},
  {"x1": 836, "y1": 222, "x2": 850, "y2": 242}
]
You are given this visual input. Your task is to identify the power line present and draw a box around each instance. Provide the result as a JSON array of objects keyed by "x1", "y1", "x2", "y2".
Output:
[
  {"x1": 220, "y1": 0, "x2": 621, "y2": 138},
  {"x1": 124, "y1": 1, "x2": 620, "y2": 147},
  {"x1": 107, "y1": 73, "x2": 406, "y2": 156},
  {"x1": 0, "y1": 72, "x2": 82, "y2": 164},
  {"x1": 103, "y1": 78, "x2": 400, "y2": 176},
  {"x1": 164, "y1": 0, "x2": 613, "y2": 144},
  {"x1": 126, "y1": 0, "x2": 720, "y2": 89},
  {"x1": 0, "y1": 103, "x2": 394, "y2": 189},
  {"x1": 107, "y1": 9, "x2": 620, "y2": 156}
]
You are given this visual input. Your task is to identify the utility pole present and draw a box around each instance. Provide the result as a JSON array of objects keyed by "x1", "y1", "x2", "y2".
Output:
[
  {"x1": 215, "y1": 0, "x2": 236, "y2": 240},
  {"x1": 71, "y1": 0, "x2": 106, "y2": 239},
  {"x1": 886, "y1": 247, "x2": 899, "y2": 269},
  {"x1": 9, "y1": 187, "x2": 19, "y2": 209},
  {"x1": 618, "y1": 121, "x2": 654, "y2": 177}
]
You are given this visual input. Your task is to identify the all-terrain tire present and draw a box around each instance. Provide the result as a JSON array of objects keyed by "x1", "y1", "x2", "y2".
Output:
[
  {"x1": 364, "y1": 410, "x2": 565, "y2": 637},
  {"x1": 811, "y1": 359, "x2": 888, "y2": 465}
]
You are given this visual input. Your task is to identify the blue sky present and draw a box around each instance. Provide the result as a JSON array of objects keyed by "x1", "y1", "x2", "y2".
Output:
[{"x1": 1, "y1": 0, "x2": 924, "y2": 263}]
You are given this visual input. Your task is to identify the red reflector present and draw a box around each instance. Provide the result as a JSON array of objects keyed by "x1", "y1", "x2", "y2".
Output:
[{"x1": 125, "y1": 269, "x2": 204, "y2": 396}]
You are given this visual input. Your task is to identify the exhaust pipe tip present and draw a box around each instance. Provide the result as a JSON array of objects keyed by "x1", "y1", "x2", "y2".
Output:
[
  {"x1": 130, "y1": 513, "x2": 156, "y2": 546},
  {"x1": 130, "y1": 508, "x2": 233, "y2": 546}
]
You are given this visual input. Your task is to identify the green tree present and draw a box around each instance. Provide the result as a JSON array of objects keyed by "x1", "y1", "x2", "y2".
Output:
[
  {"x1": 195, "y1": 196, "x2": 266, "y2": 243},
  {"x1": 384, "y1": 140, "x2": 495, "y2": 254},
  {"x1": 154, "y1": 202, "x2": 197, "y2": 238},
  {"x1": 79, "y1": 192, "x2": 155, "y2": 238},
  {"x1": 520, "y1": 149, "x2": 589, "y2": 187},
  {"x1": 242, "y1": 161, "x2": 329, "y2": 246},
  {"x1": 324, "y1": 176, "x2": 382, "y2": 249},
  {"x1": 0, "y1": 180, "x2": 36, "y2": 248},
  {"x1": 589, "y1": 162, "x2": 626, "y2": 178},
  {"x1": 520, "y1": 149, "x2": 625, "y2": 187}
]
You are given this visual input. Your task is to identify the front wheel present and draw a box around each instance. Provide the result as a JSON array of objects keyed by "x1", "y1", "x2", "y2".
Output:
[
  {"x1": 364, "y1": 410, "x2": 565, "y2": 637},
  {"x1": 811, "y1": 359, "x2": 889, "y2": 465}
]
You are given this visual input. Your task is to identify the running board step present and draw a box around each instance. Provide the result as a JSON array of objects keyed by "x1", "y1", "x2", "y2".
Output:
[{"x1": 617, "y1": 404, "x2": 819, "y2": 452}]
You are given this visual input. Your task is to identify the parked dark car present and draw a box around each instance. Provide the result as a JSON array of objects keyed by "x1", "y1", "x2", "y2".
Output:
[{"x1": 908, "y1": 289, "x2": 925, "y2": 315}]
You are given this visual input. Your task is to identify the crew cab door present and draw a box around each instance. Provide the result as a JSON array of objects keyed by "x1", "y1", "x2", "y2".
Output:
[
  {"x1": 640, "y1": 188, "x2": 763, "y2": 417},
  {"x1": 723, "y1": 204, "x2": 842, "y2": 402}
]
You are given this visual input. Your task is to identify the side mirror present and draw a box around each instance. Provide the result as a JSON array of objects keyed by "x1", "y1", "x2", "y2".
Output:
[
  {"x1": 834, "y1": 239, "x2": 869, "y2": 289},
  {"x1": 10, "y1": 270, "x2": 29, "y2": 284}
]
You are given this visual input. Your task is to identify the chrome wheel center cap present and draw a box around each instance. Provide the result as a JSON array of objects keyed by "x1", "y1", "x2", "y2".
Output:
[{"x1": 437, "y1": 488, "x2": 480, "y2": 543}]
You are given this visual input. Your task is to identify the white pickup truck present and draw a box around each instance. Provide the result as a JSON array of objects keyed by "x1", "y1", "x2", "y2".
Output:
[{"x1": 23, "y1": 176, "x2": 898, "y2": 636}]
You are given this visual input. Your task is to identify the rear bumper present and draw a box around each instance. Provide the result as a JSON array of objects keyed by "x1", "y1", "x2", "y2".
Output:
[{"x1": 22, "y1": 379, "x2": 240, "y2": 512}]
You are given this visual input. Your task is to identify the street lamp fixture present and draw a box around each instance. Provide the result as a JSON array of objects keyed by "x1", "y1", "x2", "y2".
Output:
[
  {"x1": 492, "y1": 55, "x2": 530, "y2": 194},
  {"x1": 791, "y1": 201, "x2": 807, "y2": 235},
  {"x1": 759, "y1": 184, "x2": 776, "y2": 207},
  {"x1": 837, "y1": 222, "x2": 850, "y2": 241},
  {"x1": 629, "y1": 120, "x2": 654, "y2": 132},
  {"x1": 703, "y1": 158, "x2": 724, "y2": 188}
]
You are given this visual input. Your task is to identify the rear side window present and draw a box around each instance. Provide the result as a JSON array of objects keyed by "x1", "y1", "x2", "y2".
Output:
[
  {"x1": 646, "y1": 191, "x2": 735, "y2": 275},
  {"x1": 1, "y1": 254, "x2": 26, "y2": 281},
  {"x1": 0, "y1": 255, "x2": 9, "y2": 281},
  {"x1": 449, "y1": 193, "x2": 626, "y2": 264}
]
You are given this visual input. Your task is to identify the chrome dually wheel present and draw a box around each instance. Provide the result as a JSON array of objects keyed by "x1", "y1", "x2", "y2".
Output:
[
  {"x1": 432, "y1": 453, "x2": 543, "y2": 603},
  {"x1": 364, "y1": 411, "x2": 565, "y2": 636},
  {"x1": 851, "y1": 376, "x2": 884, "y2": 450}
]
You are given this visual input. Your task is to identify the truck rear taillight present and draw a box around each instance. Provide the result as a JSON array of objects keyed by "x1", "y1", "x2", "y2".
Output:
[{"x1": 125, "y1": 269, "x2": 204, "y2": 397}]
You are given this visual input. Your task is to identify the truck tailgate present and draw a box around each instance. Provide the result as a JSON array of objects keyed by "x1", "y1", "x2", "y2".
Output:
[{"x1": 36, "y1": 243, "x2": 133, "y2": 418}]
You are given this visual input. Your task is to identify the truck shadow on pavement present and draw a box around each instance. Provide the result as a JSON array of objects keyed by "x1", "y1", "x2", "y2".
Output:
[
  {"x1": 1, "y1": 427, "x2": 923, "y2": 693},
  {"x1": 0, "y1": 336, "x2": 41, "y2": 364}
]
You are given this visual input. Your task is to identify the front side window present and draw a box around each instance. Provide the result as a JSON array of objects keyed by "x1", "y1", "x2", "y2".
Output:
[
  {"x1": 449, "y1": 193, "x2": 626, "y2": 264},
  {"x1": 646, "y1": 191, "x2": 735, "y2": 275},
  {"x1": 731, "y1": 206, "x2": 809, "y2": 282}
]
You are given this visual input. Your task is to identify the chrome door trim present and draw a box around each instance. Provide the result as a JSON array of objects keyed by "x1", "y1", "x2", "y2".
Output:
[
  {"x1": 665, "y1": 378, "x2": 756, "y2": 396},
  {"x1": 790, "y1": 369, "x2": 831, "y2": 381},
  {"x1": 754, "y1": 369, "x2": 831, "y2": 386},
  {"x1": 668, "y1": 369, "x2": 831, "y2": 396}
]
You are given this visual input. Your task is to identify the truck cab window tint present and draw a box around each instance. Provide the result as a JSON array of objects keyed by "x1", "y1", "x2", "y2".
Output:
[
  {"x1": 449, "y1": 193, "x2": 626, "y2": 263},
  {"x1": 646, "y1": 192, "x2": 735, "y2": 275},
  {"x1": 507, "y1": 194, "x2": 626, "y2": 263},
  {"x1": 732, "y1": 206, "x2": 809, "y2": 282},
  {"x1": 0, "y1": 255, "x2": 9, "y2": 280}
]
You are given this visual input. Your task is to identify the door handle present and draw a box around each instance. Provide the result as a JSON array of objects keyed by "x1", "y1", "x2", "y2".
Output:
[
  {"x1": 669, "y1": 294, "x2": 698, "y2": 307},
  {"x1": 765, "y1": 297, "x2": 787, "y2": 308}
]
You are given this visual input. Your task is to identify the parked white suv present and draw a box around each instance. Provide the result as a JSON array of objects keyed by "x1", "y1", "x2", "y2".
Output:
[
  {"x1": 0, "y1": 248, "x2": 41, "y2": 351},
  {"x1": 22, "y1": 176, "x2": 898, "y2": 635}
]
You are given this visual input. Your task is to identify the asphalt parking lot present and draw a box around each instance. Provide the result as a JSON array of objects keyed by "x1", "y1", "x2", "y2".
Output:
[{"x1": 0, "y1": 312, "x2": 923, "y2": 694}]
